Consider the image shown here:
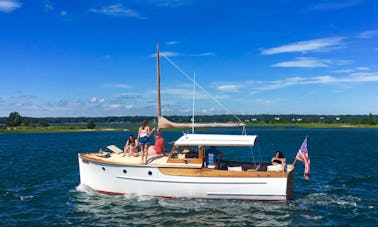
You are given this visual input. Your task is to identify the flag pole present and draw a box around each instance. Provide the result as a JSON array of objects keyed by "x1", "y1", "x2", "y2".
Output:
[{"x1": 291, "y1": 158, "x2": 297, "y2": 166}]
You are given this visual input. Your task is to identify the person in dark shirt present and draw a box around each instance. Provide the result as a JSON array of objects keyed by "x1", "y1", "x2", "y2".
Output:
[{"x1": 271, "y1": 150, "x2": 286, "y2": 165}]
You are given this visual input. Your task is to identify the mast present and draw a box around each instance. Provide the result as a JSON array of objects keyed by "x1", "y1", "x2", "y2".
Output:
[
  {"x1": 192, "y1": 72, "x2": 195, "y2": 134},
  {"x1": 156, "y1": 43, "x2": 161, "y2": 118}
]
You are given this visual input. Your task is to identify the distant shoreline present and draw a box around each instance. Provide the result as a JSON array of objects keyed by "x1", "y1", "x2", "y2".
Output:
[{"x1": 1, "y1": 123, "x2": 377, "y2": 133}]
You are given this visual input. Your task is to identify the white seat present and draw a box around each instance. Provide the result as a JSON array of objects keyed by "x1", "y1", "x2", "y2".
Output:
[
  {"x1": 267, "y1": 164, "x2": 284, "y2": 172},
  {"x1": 106, "y1": 145, "x2": 123, "y2": 154}
]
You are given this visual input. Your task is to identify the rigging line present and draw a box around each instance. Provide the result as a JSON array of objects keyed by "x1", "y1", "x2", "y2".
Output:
[{"x1": 162, "y1": 54, "x2": 243, "y2": 123}]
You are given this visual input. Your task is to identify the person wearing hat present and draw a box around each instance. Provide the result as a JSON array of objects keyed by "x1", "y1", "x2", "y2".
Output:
[{"x1": 148, "y1": 131, "x2": 166, "y2": 156}]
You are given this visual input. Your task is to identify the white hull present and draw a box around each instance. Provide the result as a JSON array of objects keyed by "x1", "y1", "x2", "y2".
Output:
[{"x1": 79, "y1": 155, "x2": 293, "y2": 201}]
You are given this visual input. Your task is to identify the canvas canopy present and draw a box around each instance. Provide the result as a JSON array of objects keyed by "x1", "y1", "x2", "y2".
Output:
[{"x1": 174, "y1": 133, "x2": 258, "y2": 147}]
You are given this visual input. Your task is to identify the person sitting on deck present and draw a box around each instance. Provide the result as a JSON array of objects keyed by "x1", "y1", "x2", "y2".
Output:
[
  {"x1": 124, "y1": 134, "x2": 139, "y2": 157},
  {"x1": 271, "y1": 150, "x2": 286, "y2": 165},
  {"x1": 147, "y1": 131, "x2": 166, "y2": 156},
  {"x1": 205, "y1": 146, "x2": 224, "y2": 169}
]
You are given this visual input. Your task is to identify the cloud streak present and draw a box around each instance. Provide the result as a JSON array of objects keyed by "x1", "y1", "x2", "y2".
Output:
[
  {"x1": 90, "y1": 4, "x2": 147, "y2": 19},
  {"x1": 0, "y1": 0, "x2": 21, "y2": 13},
  {"x1": 272, "y1": 57, "x2": 330, "y2": 68},
  {"x1": 104, "y1": 83, "x2": 131, "y2": 89},
  {"x1": 357, "y1": 30, "x2": 378, "y2": 39},
  {"x1": 250, "y1": 72, "x2": 378, "y2": 93},
  {"x1": 308, "y1": 0, "x2": 364, "y2": 11},
  {"x1": 261, "y1": 37, "x2": 344, "y2": 55},
  {"x1": 149, "y1": 51, "x2": 215, "y2": 58}
]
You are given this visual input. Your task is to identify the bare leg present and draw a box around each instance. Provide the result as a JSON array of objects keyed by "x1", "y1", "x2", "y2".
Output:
[
  {"x1": 128, "y1": 148, "x2": 133, "y2": 157},
  {"x1": 123, "y1": 146, "x2": 128, "y2": 156},
  {"x1": 140, "y1": 145, "x2": 145, "y2": 163},
  {"x1": 144, "y1": 145, "x2": 149, "y2": 164}
]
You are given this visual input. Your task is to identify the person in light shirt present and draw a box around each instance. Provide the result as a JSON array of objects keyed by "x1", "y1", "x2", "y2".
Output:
[{"x1": 138, "y1": 120, "x2": 155, "y2": 164}]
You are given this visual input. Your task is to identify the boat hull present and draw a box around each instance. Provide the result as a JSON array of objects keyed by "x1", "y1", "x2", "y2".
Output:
[{"x1": 78, "y1": 154, "x2": 294, "y2": 201}]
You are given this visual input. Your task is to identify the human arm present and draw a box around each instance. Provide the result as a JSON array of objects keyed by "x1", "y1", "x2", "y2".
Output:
[{"x1": 137, "y1": 127, "x2": 141, "y2": 139}]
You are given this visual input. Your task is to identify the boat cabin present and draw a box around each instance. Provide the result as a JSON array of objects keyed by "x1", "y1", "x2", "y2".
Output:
[{"x1": 163, "y1": 133, "x2": 268, "y2": 171}]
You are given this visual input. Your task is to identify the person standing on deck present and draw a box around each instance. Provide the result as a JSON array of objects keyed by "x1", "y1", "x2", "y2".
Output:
[
  {"x1": 137, "y1": 120, "x2": 155, "y2": 164},
  {"x1": 148, "y1": 131, "x2": 166, "y2": 156}
]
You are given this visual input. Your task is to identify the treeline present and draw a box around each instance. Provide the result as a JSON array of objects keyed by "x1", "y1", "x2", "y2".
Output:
[
  {"x1": 0, "y1": 112, "x2": 377, "y2": 127},
  {"x1": 168, "y1": 114, "x2": 378, "y2": 125}
]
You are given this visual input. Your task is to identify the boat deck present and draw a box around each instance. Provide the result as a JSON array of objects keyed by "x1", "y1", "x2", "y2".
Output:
[{"x1": 80, "y1": 152, "x2": 169, "y2": 166}]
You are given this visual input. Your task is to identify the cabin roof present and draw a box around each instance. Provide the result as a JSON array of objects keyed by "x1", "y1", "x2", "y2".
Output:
[{"x1": 174, "y1": 134, "x2": 258, "y2": 147}]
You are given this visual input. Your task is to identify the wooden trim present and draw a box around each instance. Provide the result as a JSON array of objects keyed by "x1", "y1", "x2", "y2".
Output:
[
  {"x1": 158, "y1": 167, "x2": 289, "y2": 178},
  {"x1": 79, "y1": 153, "x2": 138, "y2": 166}
]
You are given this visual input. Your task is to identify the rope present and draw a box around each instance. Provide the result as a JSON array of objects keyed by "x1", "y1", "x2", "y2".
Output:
[{"x1": 162, "y1": 54, "x2": 243, "y2": 124}]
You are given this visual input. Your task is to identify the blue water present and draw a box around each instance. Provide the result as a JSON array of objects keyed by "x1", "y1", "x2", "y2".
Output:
[{"x1": 0, "y1": 128, "x2": 377, "y2": 226}]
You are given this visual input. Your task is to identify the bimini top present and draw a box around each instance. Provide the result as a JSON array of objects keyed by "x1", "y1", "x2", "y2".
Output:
[{"x1": 174, "y1": 133, "x2": 259, "y2": 147}]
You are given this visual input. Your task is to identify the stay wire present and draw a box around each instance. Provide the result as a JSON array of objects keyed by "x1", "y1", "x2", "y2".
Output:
[{"x1": 162, "y1": 54, "x2": 243, "y2": 124}]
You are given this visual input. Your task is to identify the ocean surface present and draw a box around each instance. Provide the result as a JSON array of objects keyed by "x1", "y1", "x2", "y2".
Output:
[{"x1": 0, "y1": 127, "x2": 377, "y2": 226}]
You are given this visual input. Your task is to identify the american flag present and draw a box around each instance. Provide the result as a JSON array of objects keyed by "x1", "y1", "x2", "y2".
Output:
[{"x1": 296, "y1": 137, "x2": 311, "y2": 180}]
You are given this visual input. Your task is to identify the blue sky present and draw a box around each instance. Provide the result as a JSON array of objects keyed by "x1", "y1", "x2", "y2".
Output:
[{"x1": 1, "y1": 0, "x2": 378, "y2": 117}]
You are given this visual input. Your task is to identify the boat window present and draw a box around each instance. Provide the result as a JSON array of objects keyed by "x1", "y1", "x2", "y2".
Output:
[{"x1": 170, "y1": 146, "x2": 200, "y2": 159}]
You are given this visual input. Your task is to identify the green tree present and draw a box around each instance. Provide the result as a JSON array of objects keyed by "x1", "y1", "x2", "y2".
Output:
[
  {"x1": 6, "y1": 112, "x2": 22, "y2": 127},
  {"x1": 87, "y1": 120, "x2": 96, "y2": 129},
  {"x1": 22, "y1": 118, "x2": 31, "y2": 126},
  {"x1": 39, "y1": 121, "x2": 49, "y2": 127}
]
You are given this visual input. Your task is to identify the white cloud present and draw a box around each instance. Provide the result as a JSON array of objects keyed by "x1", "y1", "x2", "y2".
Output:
[
  {"x1": 0, "y1": 0, "x2": 21, "y2": 13},
  {"x1": 261, "y1": 37, "x2": 344, "y2": 55},
  {"x1": 90, "y1": 4, "x2": 146, "y2": 19},
  {"x1": 44, "y1": 0, "x2": 54, "y2": 12},
  {"x1": 356, "y1": 67, "x2": 369, "y2": 71},
  {"x1": 105, "y1": 103, "x2": 123, "y2": 110},
  {"x1": 160, "y1": 51, "x2": 180, "y2": 57},
  {"x1": 249, "y1": 72, "x2": 378, "y2": 93},
  {"x1": 189, "y1": 52, "x2": 215, "y2": 57},
  {"x1": 333, "y1": 69, "x2": 355, "y2": 73},
  {"x1": 333, "y1": 67, "x2": 369, "y2": 74},
  {"x1": 216, "y1": 84, "x2": 241, "y2": 92},
  {"x1": 166, "y1": 41, "x2": 178, "y2": 46},
  {"x1": 90, "y1": 97, "x2": 97, "y2": 103},
  {"x1": 149, "y1": 51, "x2": 180, "y2": 58},
  {"x1": 308, "y1": 0, "x2": 363, "y2": 11},
  {"x1": 272, "y1": 57, "x2": 329, "y2": 68},
  {"x1": 357, "y1": 30, "x2": 378, "y2": 39},
  {"x1": 150, "y1": 51, "x2": 215, "y2": 58},
  {"x1": 90, "y1": 97, "x2": 105, "y2": 104},
  {"x1": 148, "y1": 0, "x2": 192, "y2": 8},
  {"x1": 105, "y1": 83, "x2": 131, "y2": 89},
  {"x1": 60, "y1": 10, "x2": 67, "y2": 16}
]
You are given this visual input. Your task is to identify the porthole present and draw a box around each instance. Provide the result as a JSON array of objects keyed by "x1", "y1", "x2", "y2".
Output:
[
  {"x1": 102, "y1": 167, "x2": 106, "y2": 171},
  {"x1": 123, "y1": 169, "x2": 127, "y2": 174},
  {"x1": 148, "y1": 171, "x2": 152, "y2": 176}
]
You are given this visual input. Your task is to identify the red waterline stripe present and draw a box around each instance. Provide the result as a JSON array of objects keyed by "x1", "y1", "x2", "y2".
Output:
[{"x1": 97, "y1": 190, "x2": 124, "y2": 195}]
